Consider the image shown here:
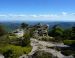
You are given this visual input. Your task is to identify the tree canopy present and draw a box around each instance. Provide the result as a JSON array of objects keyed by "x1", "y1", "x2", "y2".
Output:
[{"x1": 21, "y1": 23, "x2": 28, "y2": 29}]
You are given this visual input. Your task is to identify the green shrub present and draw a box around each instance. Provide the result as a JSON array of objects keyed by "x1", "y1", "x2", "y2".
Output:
[
  {"x1": 21, "y1": 32, "x2": 30, "y2": 46},
  {"x1": 61, "y1": 50, "x2": 73, "y2": 56},
  {"x1": 63, "y1": 40, "x2": 75, "y2": 45},
  {"x1": 0, "y1": 45, "x2": 32, "y2": 58},
  {"x1": 0, "y1": 24, "x2": 7, "y2": 36}
]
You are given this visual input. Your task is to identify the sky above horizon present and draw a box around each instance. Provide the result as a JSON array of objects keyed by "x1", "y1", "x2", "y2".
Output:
[{"x1": 0, "y1": 0, "x2": 75, "y2": 22}]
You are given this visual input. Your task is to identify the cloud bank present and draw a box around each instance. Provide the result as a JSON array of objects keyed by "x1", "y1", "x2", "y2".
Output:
[{"x1": 0, "y1": 12, "x2": 75, "y2": 22}]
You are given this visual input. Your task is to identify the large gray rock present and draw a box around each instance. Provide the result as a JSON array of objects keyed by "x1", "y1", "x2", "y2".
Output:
[{"x1": 0, "y1": 54, "x2": 4, "y2": 58}]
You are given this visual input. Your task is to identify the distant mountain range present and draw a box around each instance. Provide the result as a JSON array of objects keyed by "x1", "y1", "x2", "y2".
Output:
[
  {"x1": 0, "y1": 21, "x2": 75, "y2": 32},
  {"x1": 27, "y1": 21, "x2": 75, "y2": 29},
  {"x1": 0, "y1": 22, "x2": 21, "y2": 32}
]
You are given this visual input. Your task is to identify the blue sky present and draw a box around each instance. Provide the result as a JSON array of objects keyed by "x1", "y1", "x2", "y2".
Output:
[{"x1": 0, "y1": 0, "x2": 75, "y2": 22}]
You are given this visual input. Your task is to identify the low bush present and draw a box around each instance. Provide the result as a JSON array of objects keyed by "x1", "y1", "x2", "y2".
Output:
[
  {"x1": 63, "y1": 40, "x2": 75, "y2": 45},
  {"x1": 0, "y1": 45, "x2": 32, "y2": 58},
  {"x1": 61, "y1": 50, "x2": 73, "y2": 56}
]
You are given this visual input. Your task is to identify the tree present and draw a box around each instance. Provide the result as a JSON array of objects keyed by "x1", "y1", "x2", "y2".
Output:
[
  {"x1": 0, "y1": 24, "x2": 6, "y2": 36},
  {"x1": 63, "y1": 26, "x2": 75, "y2": 40},
  {"x1": 29, "y1": 28, "x2": 35, "y2": 37},
  {"x1": 21, "y1": 23, "x2": 28, "y2": 29},
  {"x1": 63, "y1": 29, "x2": 71, "y2": 40},
  {"x1": 48, "y1": 25, "x2": 64, "y2": 37},
  {"x1": 48, "y1": 25, "x2": 64, "y2": 42},
  {"x1": 20, "y1": 31, "x2": 30, "y2": 46},
  {"x1": 71, "y1": 26, "x2": 75, "y2": 40}
]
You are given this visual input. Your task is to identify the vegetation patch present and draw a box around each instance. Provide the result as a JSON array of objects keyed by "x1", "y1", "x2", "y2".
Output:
[
  {"x1": 0, "y1": 45, "x2": 32, "y2": 58},
  {"x1": 63, "y1": 40, "x2": 75, "y2": 45},
  {"x1": 32, "y1": 51, "x2": 58, "y2": 58}
]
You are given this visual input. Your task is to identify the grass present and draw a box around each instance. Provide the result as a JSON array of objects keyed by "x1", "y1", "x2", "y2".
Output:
[{"x1": 0, "y1": 44, "x2": 32, "y2": 58}]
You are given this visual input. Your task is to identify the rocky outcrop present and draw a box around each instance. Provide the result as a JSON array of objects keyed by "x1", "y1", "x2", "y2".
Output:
[{"x1": 19, "y1": 38, "x2": 74, "y2": 58}]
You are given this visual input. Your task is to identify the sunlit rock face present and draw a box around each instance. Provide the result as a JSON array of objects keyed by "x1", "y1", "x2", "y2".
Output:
[
  {"x1": 13, "y1": 29, "x2": 24, "y2": 38},
  {"x1": 33, "y1": 23, "x2": 49, "y2": 38}
]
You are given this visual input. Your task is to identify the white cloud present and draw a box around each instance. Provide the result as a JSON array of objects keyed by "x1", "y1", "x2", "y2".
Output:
[
  {"x1": 0, "y1": 14, "x2": 7, "y2": 17},
  {"x1": 29, "y1": 15, "x2": 38, "y2": 18},
  {"x1": 61, "y1": 12, "x2": 67, "y2": 16},
  {"x1": 0, "y1": 12, "x2": 75, "y2": 22}
]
